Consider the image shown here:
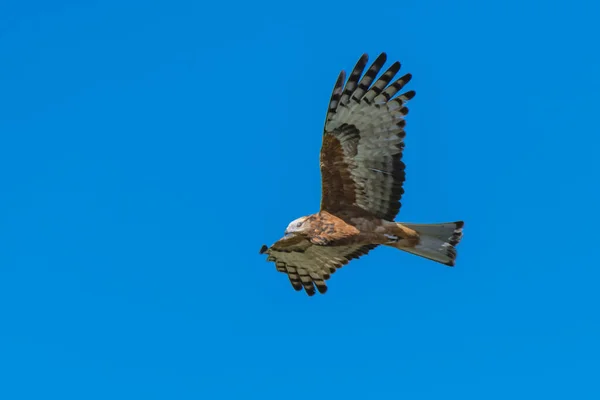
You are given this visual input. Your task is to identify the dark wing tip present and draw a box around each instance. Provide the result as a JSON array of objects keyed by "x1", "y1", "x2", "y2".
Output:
[
  {"x1": 404, "y1": 90, "x2": 416, "y2": 100},
  {"x1": 375, "y1": 52, "x2": 387, "y2": 62},
  {"x1": 259, "y1": 245, "x2": 268, "y2": 254},
  {"x1": 335, "y1": 70, "x2": 346, "y2": 86},
  {"x1": 316, "y1": 284, "x2": 328, "y2": 294},
  {"x1": 449, "y1": 222, "x2": 464, "y2": 246}
]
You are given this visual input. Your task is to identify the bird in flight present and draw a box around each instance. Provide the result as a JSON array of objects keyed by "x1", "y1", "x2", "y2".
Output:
[{"x1": 260, "y1": 53, "x2": 464, "y2": 296}]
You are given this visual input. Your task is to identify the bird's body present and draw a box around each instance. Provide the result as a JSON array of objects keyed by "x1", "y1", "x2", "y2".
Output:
[
  {"x1": 275, "y1": 211, "x2": 419, "y2": 249},
  {"x1": 260, "y1": 53, "x2": 464, "y2": 296}
]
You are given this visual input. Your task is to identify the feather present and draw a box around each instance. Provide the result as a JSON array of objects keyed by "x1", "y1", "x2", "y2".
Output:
[{"x1": 320, "y1": 53, "x2": 415, "y2": 220}]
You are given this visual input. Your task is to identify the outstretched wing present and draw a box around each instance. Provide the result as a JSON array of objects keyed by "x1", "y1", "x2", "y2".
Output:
[
  {"x1": 320, "y1": 53, "x2": 415, "y2": 221},
  {"x1": 261, "y1": 240, "x2": 376, "y2": 296}
]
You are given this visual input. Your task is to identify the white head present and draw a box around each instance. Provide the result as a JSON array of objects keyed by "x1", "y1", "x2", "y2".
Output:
[{"x1": 285, "y1": 216, "x2": 310, "y2": 235}]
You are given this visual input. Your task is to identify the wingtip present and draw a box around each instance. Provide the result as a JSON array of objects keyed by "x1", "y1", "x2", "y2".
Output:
[
  {"x1": 375, "y1": 52, "x2": 387, "y2": 63},
  {"x1": 445, "y1": 260, "x2": 456, "y2": 267},
  {"x1": 404, "y1": 90, "x2": 416, "y2": 100},
  {"x1": 316, "y1": 284, "x2": 328, "y2": 294},
  {"x1": 259, "y1": 245, "x2": 268, "y2": 254}
]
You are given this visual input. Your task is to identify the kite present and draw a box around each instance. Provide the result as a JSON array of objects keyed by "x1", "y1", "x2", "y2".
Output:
[{"x1": 260, "y1": 53, "x2": 464, "y2": 296}]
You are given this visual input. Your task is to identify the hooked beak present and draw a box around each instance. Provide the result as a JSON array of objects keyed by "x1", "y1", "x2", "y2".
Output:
[{"x1": 283, "y1": 231, "x2": 297, "y2": 239}]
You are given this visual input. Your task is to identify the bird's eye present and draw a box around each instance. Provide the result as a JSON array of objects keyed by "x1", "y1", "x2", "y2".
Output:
[{"x1": 297, "y1": 222, "x2": 303, "y2": 227}]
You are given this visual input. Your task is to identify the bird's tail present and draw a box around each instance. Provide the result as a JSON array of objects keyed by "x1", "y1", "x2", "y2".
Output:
[{"x1": 395, "y1": 221, "x2": 464, "y2": 266}]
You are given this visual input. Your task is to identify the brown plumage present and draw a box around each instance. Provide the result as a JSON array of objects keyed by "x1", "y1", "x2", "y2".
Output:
[{"x1": 261, "y1": 53, "x2": 464, "y2": 296}]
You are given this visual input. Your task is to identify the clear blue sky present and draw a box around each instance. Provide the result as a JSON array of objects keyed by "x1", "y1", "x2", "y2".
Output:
[{"x1": 1, "y1": 0, "x2": 599, "y2": 398}]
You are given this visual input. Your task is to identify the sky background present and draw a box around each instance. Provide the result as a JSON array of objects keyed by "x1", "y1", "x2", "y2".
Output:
[{"x1": 1, "y1": 0, "x2": 599, "y2": 398}]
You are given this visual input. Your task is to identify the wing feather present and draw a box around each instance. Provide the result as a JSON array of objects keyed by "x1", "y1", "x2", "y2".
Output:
[
  {"x1": 339, "y1": 54, "x2": 369, "y2": 107},
  {"x1": 350, "y1": 53, "x2": 387, "y2": 103},
  {"x1": 320, "y1": 52, "x2": 415, "y2": 220},
  {"x1": 263, "y1": 241, "x2": 377, "y2": 296},
  {"x1": 362, "y1": 61, "x2": 400, "y2": 103},
  {"x1": 326, "y1": 71, "x2": 346, "y2": 124}
]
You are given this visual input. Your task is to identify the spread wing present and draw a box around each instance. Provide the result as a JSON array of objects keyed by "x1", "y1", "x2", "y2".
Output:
[
  {"x1": 320, "y1": 53, "x2": 415, "y2": 220},
  {"x1": 261, "y1": 240, "x2": 376, "y2": 296}
]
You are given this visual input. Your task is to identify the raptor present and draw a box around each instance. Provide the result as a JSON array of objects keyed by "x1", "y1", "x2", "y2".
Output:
[{"x1": 260, "y1": 53, "x2": 464, "y2": 296}]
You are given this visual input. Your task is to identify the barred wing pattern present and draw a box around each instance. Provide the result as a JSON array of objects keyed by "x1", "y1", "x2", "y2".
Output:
[
  {"x1": 264, "y1": 243, "x2": 377, "y2": 296},
  {"x1": 320, "y1": 53, "x2": 415, "y2": 221}
]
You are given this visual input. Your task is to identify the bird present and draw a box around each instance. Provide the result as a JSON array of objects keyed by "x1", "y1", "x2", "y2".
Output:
[{"x1": 260, "y1": 52, "x2": 464, "y2": 296}]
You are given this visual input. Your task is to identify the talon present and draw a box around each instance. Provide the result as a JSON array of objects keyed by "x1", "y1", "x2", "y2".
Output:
[{"x1": 259, "y1": 245, "x2": 268, "y2": 254}]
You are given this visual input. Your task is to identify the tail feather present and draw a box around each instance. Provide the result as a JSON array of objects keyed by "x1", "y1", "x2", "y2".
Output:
[{"x1": 396, "y1": 221, "x2": 464, "y2": 266}]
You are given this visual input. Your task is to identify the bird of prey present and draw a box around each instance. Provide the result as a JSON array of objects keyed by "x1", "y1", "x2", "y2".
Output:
[{"x1": 260, "y1": 52, "x2": 464, "y2": 296}]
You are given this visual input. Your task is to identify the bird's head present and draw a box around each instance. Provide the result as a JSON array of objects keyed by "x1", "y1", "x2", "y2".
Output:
[{"x1": 284, "y1": 216, "x2": 311, "y2": 237}]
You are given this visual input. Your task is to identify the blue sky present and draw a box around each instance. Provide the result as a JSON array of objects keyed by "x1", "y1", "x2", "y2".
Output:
[{"x1": 1, "y1": 0, "x2": 599, "y2": 398}]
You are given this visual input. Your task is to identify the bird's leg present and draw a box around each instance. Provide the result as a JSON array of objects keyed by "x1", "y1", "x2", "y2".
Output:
[
  {"x1": 354, "y1": 232, "x2": 400, "y2": 245},
  {"x1": 379, "y1": 221, "x2": 420, "y2": 247},
  {"x1": 350, "y1": 217, "x2": 420, "y2": 246}
]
